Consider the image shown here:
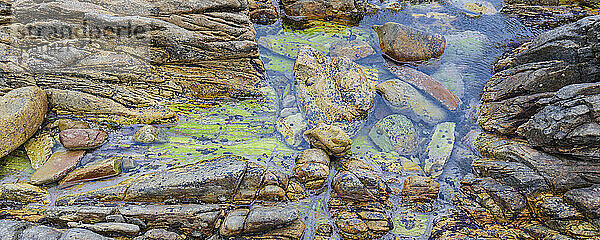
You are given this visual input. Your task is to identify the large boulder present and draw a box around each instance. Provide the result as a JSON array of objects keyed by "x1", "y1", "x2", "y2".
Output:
[
  {"x1": 478, "y1": 15, "x2": 600, "y2": 160},
  {"x1": 0, "y1": 86, "x2": 47, "y2": 158},
  {"x1": 294, "y1": 46, "x2": 378, "y2": 137}
]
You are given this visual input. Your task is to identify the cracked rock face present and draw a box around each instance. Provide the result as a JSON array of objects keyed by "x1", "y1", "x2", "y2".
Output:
[
  {"x1": 0, "y1": 0, "x2": 266, "y2": 120},
  {"x1": 478, "y1": 15, "x2": 600, "y2": 161}
]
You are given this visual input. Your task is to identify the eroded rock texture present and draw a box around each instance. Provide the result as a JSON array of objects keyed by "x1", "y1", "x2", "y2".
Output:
[
  {"x1": 478, "y1": 15, "x2": 600, "y2": 160},
  {"x1": 0, "y1": 0, "x2": 266, "y2": 120},
  {"x1": 432, "y1": 132, "x2": 600, "y2": 239},
  {"x1": 55, "y1": 156, "x2": 304, "y2": 205}
]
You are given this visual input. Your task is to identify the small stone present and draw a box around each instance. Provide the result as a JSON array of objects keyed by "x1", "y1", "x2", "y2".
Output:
[
  {"x1": 297, "y1": 148, "x2": 330, "y2": 166},
  {"x1": 60, "y1": 129, "x2": 107, "y2": 150},
  {"x1": 56, "y1": 119, "x2": 91, "y2": 131},
  {"x1": 0, "y1": 86, "x2": 48, "y2": 158},
  {"x1": 0, "y1": 183, "x2": 47, "y2": 203},
  {"x1": 60, "y1": 157, "x2": 122, "y2": 184},
  {"x1": 276, "y1": 113, "x2": 308, "y2": 147},
  {"x1": 401, "y1": 176, "x2": 439, "y2": 202},
  {"x1": 24, "y1": 133, "x2": 55, "y2": 170},
  {"x1": 304, "y1": 122, "x2": 352, "y2": 157},
  {"x1": 294, "y1": 148, "x2": 331, "y2": 189},
  {"x1": 373, "y1": 22, "x2": 446, "y2": 62},
  {"x1": 29, "y1": 150, "x2": 85, "y2": 185},
  {"x1": 133, "y1": 125, "x2": 160, "y2": 143},
  {"x1": 67, "y1": 222, "x2": 140, "y2": 236},
  {"x1": 244, "y1": 206, "x2": 299, "y2": 234}
]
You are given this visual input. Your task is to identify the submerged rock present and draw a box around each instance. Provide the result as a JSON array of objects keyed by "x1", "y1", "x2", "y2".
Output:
[
  {"x1": 24, "y1": 133, "x2": 55, "y2": 170},
  {"x1": 329, "y1": 39, "x2": 376, "y2": 61},
  {"x1": 424, "y1": 122, "x2": 455, "y2": 178},
  {"x1": 386, "y1": 63, "x2": 461, "y2": 110},
  {"x1": 29, "y1": 150, "x2": 85, "y2": 185},
  {"x1": 373, "y1": 22, "x2": 446, "y2": 62},
  {"x1": 376, "y1": 79, "x2": 447, "y2": 124},
  {"x1": 369, "y1": 114, "x2": 419, "y2": 155},
  {"x1": 60, "y1": 129, "x2": 108, "y2": 150},
  {"x1": 0, "y1": 86, "x2": 47, "y2": 159},
  {"x1": 294, "y1": 46, "x2": 378, "y2": 137},
  {"x1": 56, "y1": 119, "x2": 91, "y2": 131},
  {"x1": 281, "y1": 0, "x2": 368, "y2": 20},
  {"x1": 304, "y1": 122, "x2": 353, "y2": 157}
]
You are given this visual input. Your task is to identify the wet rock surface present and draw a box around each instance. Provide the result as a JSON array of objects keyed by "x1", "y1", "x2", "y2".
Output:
[{"x1": 479, "y1": 16, "x2": 600, "y2": 160}]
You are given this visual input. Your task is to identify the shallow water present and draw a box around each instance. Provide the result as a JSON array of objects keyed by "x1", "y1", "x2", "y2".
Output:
[
  {"x1": 0, "y1": 0, "x2": 543, "y2": 238},
  {"x1": 253, "y1": 0, "x2": 536, "y2": 238}
]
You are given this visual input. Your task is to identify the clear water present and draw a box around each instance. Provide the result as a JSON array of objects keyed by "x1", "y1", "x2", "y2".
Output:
[{"x1": 0, "y1": 0, "x2": 541, "y2": 238}]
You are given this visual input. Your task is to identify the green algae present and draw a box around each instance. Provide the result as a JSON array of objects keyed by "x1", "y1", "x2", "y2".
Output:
[
  {"x1": 0, "y1": 150, "x2": 34, "y2": 179},
  {"x1": 392, "y1": 212, "x2": 430, "y2": 236}
]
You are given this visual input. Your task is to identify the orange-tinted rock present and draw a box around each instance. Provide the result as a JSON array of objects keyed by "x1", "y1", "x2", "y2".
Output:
[
  {"x1": 59, "y1": 157, "x2": 122, "y2": 185},
  {"x1": 386, "y1": 63, "x2": 461, "y2": 110},
  {"x1": 29, "y1": 151, "x2": 85, "y2": 185},
  {"x1": 59, "y1": 129, "x2": 107, "y2": 150},
  {"x1": 401, "y1": 176, "x2": 439, "y2": 202},
  {"x1": 373, "y1": 22, "x2": 446, "y2": 62}
]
